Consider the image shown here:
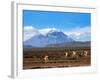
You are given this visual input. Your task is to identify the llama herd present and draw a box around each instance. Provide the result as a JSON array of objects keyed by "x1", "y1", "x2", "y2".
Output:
[{"x1": 43, "y1": 50, "x2": 89, "y2": 63}]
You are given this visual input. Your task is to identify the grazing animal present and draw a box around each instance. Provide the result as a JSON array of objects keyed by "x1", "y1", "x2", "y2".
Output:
[
  {"x1": 72, "y1": 51, "x2": 76, "y2": 57},
  {"x1": 72, "y1": 51, "x2": 78, "y2": 59},
  {"x1": 44, "y1": 56, "x2": 49, "y2": 63},
  {"x1": 65, "y1": 52, "x2": 68, "y2": 58},
  {"x1": 84, "y1": 51, "x2": 88, "y2": 56}
]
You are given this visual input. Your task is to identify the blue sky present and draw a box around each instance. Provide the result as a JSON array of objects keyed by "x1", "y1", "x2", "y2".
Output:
[{"x1": 23, "y1": 10, "x2": 91, "y2": 41}]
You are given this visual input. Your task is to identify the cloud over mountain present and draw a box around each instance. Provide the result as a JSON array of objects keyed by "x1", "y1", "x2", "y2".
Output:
[
  {"x1": 24, "y1": 26, "x2": 41, "y2": 41},
  {"x1": 64, "y1": 26, "x2": 91, "y2": 41},
  {"x1": 24, "y1": 26, "x2": 91, "y2": 41}
]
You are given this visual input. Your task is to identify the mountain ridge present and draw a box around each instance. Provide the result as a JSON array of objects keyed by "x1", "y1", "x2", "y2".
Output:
[{"x1": 24, "y1": 30, "x2": 75, "y2": 47}]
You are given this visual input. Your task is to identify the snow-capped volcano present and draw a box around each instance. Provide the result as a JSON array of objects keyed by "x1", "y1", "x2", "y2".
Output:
[
  {"x1": 24, "y1": 27, "x2": 75, "y2": 47},
  {"x1": 39, "y1": 28, "x2": 59, "y2": 36},
  {"x1": 46, "y1": 31, "x2": 74, "y2": 44}
]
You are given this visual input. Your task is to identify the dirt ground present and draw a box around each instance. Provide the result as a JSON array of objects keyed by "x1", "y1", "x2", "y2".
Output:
[{"x1": 23, "y1": 47, "x2": 91, "y2": 69}]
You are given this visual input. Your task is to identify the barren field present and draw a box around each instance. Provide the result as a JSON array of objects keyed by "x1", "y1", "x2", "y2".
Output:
[{"x1": 23, "y1": 47, "x2": 91, "y2": 69}]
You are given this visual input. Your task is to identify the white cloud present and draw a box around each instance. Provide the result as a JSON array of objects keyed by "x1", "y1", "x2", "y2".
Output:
[
  {"x1": 64, "y1": 26, "x2": 91, "y2": 41},
  {"x1": 24, "y1": 26, "x2": 33, "y2": 31}
]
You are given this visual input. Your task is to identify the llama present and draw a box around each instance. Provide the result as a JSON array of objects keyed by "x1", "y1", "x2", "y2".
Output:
[
  {"x1": 65, "y1": 52, "x2": 68, "y2": 58},
  {"x1": 72, "y1": 51, "x2": 76, "y2": 57},
  {"x1": 84, "y1": 51, "x2": 88, "y2": 56},
  {"x1": 44, "y1": 55, "x2": 49, "y2": 63},
  {"x1": 72, "y1": 51, "x2": 78, "y2": 59}
]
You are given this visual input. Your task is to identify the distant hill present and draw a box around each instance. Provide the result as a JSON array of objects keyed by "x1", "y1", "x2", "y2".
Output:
[
  {"x1": 46, "y1": 41, "x2": 90, "y2": 48},
  {"x1": 23, "y1": 45, "x2": 33, "y2": 48}
]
